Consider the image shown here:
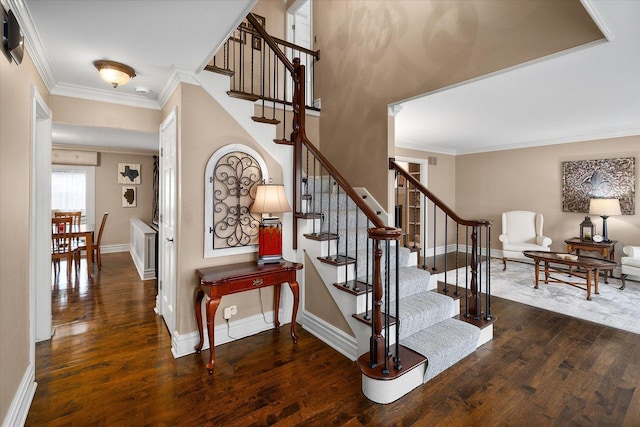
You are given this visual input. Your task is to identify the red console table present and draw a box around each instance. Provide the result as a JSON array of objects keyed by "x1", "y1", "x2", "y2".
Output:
[{"x1": 194, "y1": 261, "x2": 302, "y2": 374}]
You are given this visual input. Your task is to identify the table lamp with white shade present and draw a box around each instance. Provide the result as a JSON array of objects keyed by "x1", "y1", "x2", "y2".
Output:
[
  {"x1": 589, "y1": 198, "x2": 621, "y2": 243},
  {"x1": 251, "y1": 184, "x2": 291, "y2": 265}
]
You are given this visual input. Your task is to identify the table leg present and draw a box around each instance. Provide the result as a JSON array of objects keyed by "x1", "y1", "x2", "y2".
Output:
[
  {"x1": 86, "y1": 233, "x2": 93, "y2": 279},
  {"x1": 586, "y1": 270, "x2": 592, "y2": 301},
  {"x1": 205, "y1": 296, "x2": 221, "y2": 374},
  {"x1": 594, "y1": 268, "x2": 600, "y2": 295},
  {"x1": 289, "y1": 280, "x2": 300, "y2": 344},
  {"x1": 194, "y1": 289, "x2": 205, "y2": 353},
  {"x1": 534, "y1": 261, "x2": 540, "y2": 289},
  {"x1": 273, "y1": 283, "x2": 281, "y2": 330},
  {"x1": 544, "y1": 261, "x2": 549, "y2": 284}
]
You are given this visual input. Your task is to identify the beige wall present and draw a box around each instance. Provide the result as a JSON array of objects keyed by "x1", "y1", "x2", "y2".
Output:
[
  {"x1": 95, "y1": 152, "x2": 156, "y2": 246},
  {"x1": 456, "y1": 136, "x2": 640, "y2": 262},
  {"x1": 164, "y1": 83, "x2": 284, "y2": 334},
  {"x1": 50, "y1": 95, "x2": 160, "y2": 133},
  {"x1": 0, "y1": 50, "x2": 48, "y2": 420},
  {"x1": 313, "y1": 0, "x2": 602, "y2": 207}
]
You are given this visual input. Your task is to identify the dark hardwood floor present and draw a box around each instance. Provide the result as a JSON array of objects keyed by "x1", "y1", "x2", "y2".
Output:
[{"x1": 27, "y1": 252, "x2": 640, "y2": 426}]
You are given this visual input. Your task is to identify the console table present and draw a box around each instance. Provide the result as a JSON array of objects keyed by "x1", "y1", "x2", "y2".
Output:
[
  {"x1": 194, "y1": 261, "x2": 302, "y2": 374},
  {"x1": 565, "y1": 237, "x2": 617, "y2": 283}
]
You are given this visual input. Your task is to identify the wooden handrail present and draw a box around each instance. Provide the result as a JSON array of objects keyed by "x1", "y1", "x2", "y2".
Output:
[
  {"x1": 235, "y1": 23, "x2": 320, "y2": 60},
  {"x1": 389, "y1": 158, "x2": 491, "y2": 227},
  {"x1": 246, "y1": 14, "x2": 296, "y2": 74},
  {"x1": 301, "y1": 137, "x2": 387, "y2": 229}
]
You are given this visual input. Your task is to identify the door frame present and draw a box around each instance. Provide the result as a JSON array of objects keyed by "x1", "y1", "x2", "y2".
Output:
[
  {"x1": 157, "y1": 106, "x2": 178, "y2": 343},
  {"x1": 31, "y1": 86, "x2": 53, "y2": 345}
]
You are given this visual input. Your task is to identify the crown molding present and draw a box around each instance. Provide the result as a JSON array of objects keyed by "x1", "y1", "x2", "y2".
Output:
[
  {"x1": 157, "y1": 66, "x2": 199, "y2": 108},
  {"x1": 51, "y1": 82, "x2": 161, "y2": 110},
  {"x1": 4, "y1": 0, "x2": 57, "y2": 90}
]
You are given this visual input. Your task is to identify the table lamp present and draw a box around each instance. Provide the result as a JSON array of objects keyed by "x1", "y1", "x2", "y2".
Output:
[
  {"x1": 251, "y1": 184, "x2": 291, "y2": 265},
  {"x1": 589, "y1": 198, "x2": 621, "y2": 243}
]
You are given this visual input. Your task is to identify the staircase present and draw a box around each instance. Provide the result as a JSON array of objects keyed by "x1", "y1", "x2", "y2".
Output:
[{"x1": 203, "y1": 13, "x2": 496, "y2": 404}]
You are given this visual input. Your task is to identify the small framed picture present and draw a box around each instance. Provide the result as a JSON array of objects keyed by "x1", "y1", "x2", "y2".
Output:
[
  {"x1": 122, "y1": 186, "x2": 137, "y2": 208},
  {"x1": 118, "y1": 163, "x2": 141, "y2": 184}
]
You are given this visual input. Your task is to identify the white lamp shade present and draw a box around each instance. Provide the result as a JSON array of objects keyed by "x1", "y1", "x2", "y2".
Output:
[
  {"x1": 589, "y1": 198, "x2": 621, "y2": 216},
  {"x1": 251, "y1": 184, "x2": 291, "y2": 215},
  {"x1": 94, "y1": 60, "x2": 136, "y2": 88}
]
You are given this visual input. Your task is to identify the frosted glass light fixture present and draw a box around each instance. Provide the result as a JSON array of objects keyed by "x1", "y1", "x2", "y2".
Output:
[{"x1": 93, "y1": 60, "x2": 136, "y2": 88}]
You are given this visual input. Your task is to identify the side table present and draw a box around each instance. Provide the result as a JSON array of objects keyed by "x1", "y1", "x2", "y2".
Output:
[
  {"x1": 565, "y1": 237, "x2": 617, "y2": 284},
  {"x1": 194, "y1": 261, "x2": 302, "y2": 374}
]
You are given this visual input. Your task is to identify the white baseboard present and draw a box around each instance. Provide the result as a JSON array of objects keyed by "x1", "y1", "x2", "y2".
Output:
[
  {"x1": 301, "y1": 310, "x2": 358, "y2": 361},
  {"x1": 3, "y1": 363, "x2": 37, "y2": 427},
  {"x1": 171, "y1": 310, "x2": 280, "y2": 358},
  {"x1": 101, "y1": 244, "x2": 129, "y2": 254}
]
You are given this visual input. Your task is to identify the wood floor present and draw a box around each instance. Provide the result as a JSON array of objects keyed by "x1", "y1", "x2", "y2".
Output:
[{"x1": 27, "y1": 252, "x2": 640, "y2": 426}]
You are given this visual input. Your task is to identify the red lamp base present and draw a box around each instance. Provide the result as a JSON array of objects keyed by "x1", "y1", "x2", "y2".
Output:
[{"x1": 257, "y1": 217, "x2": 284, "y2": 265}]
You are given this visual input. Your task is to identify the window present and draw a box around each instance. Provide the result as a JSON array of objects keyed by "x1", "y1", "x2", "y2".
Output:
[{"x1": 51, "y1": 165, "x2": 95, "y2": 224}]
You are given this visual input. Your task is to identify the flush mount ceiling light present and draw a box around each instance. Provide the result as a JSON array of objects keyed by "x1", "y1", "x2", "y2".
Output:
[{"x1": 93, "y1": 60, "x2": 136, "y2": 88}]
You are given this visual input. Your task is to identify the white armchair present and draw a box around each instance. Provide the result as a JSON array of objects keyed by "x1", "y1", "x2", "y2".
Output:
[
  {"x1": 499, "y1": 211, "x2": 552, "y2": 270},
  {"x1": 621, "y1": 246, "x2": 640, "y2": 290}
]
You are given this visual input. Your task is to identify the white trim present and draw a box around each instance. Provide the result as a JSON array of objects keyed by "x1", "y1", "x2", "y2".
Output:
[
  {"x1": 580, "y1": 0, "x2": 614, "y2": 42},
  {"x1": 171, "y1": 310, "x2": 280, "y2": 358},
  {"x1": 51, "y1": 83, "x2": 161, "y2": 110},
  {"x1": 101, "y1": 243, "x2": 130, "y2": 254},
  {"x1": 30, "y1": 86, "x2": 52, "y2": 343},
  {"x1": 204, "y1": 144, "x2": 269, "y2": 259},
  {"x1": 158, "y1": 67, "x2": 200, "y2": 110},
  {"x1": 2, "y1": 363, "x2": 37, "y2": 427},
  {"x1": 300, "y1": 310, "x2": 358, "y2": 362}
]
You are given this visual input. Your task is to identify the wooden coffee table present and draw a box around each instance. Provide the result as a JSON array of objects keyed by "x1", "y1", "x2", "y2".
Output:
[{"x1": 523, "y1": 250, "x2": 617, "y2": 300}]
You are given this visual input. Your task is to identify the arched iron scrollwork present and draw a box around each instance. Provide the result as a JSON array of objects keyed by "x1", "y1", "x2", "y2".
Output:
[{"x1": 212, "y1": 151, "x2": 262, "y2": 249}]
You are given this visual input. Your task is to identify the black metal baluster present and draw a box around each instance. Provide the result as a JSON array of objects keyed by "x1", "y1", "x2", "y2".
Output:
[
  {"x1": 412, "y1": 184, "x2": 418, "y2": 250},
  {"x1": 353, "y1": 206, "x2": 360, "y2": 292},
  {"x1": 382, "y1": 240, "x2": 390, "y2": 375},
  {"x1": 365, "y1": 219, "x2": 371, "y2": 321},
  {"x1": 343, "y1": 190, "x2": 349, "y2": 288},
  {"x1": 485, "y1": 224, "x2": 492, "y2": 320},
  {"x1": 432, "y1": 204, "x2": 438, "y2": 272},
  {"x1": 422, "y1": 196, "x2": 428, "y2": 270},
  {"x1": 455, "y1": 223, "x2": 460, "y2": 296},
  {"x1": 394, "y1": 239, "x2": 401, "y2": 370}
]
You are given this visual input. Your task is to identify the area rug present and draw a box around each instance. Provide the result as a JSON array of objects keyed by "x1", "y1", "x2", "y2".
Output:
[{"x1": 438, "y1": 259, "x2": 640, "y2": 335}]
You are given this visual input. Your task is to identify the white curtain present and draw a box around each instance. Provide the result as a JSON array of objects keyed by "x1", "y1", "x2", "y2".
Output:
[{"x1": 51, "y1": 168, "x2": 86, "y2": 215}]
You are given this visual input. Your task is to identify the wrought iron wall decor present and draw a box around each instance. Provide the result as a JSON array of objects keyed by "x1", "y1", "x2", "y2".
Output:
[
  {"x1": 562, "y1": 157, "x2": 635, "y2": 214},
  {"x1": 212, "y1": 151, "x2": 263, "y2": 249}
]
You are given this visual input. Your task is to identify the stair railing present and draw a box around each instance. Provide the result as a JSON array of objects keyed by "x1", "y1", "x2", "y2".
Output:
[
  {"x1": 206, "y1": 15, "x2": 320, "y2": 142},
  {"x1": 238, "y1": 14, "x2": 406, "y2": 375},
  {"x1": 389, "y1": 158, "x2": 494, "y2": 323}
]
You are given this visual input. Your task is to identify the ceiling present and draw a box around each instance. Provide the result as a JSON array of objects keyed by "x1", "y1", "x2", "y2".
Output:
[
  {"x1": 15, "y1": 0, "x2": 256, "y2": 151},
  {"x1": 394, "y1": 0, "x2": 640, "y2": 155},
  {"x1": 11, "y1": 0, "x2": 640, "y2": 155}
]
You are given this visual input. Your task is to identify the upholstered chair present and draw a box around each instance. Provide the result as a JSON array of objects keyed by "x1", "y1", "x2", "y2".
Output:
[
  {"x1": 499, "y1": 211, "x2": 552, "y2": 270},
  {"x1": 620, "y1": 246, "x2": 640, "y2": 290}
]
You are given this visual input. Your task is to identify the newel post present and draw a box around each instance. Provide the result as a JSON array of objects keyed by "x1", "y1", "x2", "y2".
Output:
[
  {"x1": 367, "y1": 227, "x2": 402, "y2": 369},
  {"x1": 467, "y1": 226, "x2": 480, "y2": 320}
]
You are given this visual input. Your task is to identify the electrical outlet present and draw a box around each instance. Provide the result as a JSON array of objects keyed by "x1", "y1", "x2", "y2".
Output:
[{"x1": 223, "y1": 305, "x2": 237, "y2": 320}]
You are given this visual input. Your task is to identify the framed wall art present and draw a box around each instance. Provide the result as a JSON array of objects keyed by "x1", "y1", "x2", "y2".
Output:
[
  {"x1": 122, "y1": 186, "x2": 137, "y2": 208},
  {"x1": 118, "y1": 163, "x2": 141, "y2": 184},
  {"x1": 562, "y1": 157, "x2": 635, "y2": 214}
]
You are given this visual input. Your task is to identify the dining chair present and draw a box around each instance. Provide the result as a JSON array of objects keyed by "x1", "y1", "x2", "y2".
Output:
[
  {"x1": 54, "y1": 211, "x2": 82, "y2": 243},
  {"x1": 78, "y1": 212, "x2": 108, "y2": 271},
  {"x1": 52, "y1": 216, "x2": 80, "y2": 282}
]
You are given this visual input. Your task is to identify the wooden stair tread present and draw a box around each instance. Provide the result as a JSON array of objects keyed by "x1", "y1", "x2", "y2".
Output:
[
  {"x1": 318, "y1": 255, "x2": 355, "y2": 266},
  {"x1": 226, "y1": 90, "x2": 260, "y2": 102},
  {"x1": 296, "y1": 212, "x2": 323, "y2": 220},
  {"x1": 457, "y1": 313, "x2": 497, "y2": 330},
  {"x1": 304, "y1": 232, "x2": 337, "y2": 241},
  {"x1": 357, "y1": 345, "x2": 426, "y2": 380},
  {"x1": 252, "y1": 116, "x2": 281, "y2": 125},
  {"x1": 436, "y1": 281, "x2": 463, "y2": 300},
  {"x1": 274, "y1": 139, "x2": 294, "y2": 145},
  {"x1": 352, "y1": 310, "x2": 396, "y2": 327},
  {"x1": 333, "y1": 280, "x2": 371, "y2": 296},
  {"x1": 204, "y1": 64, "x2": 234, "y2": 77}
]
